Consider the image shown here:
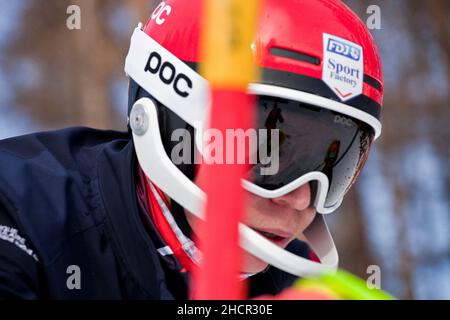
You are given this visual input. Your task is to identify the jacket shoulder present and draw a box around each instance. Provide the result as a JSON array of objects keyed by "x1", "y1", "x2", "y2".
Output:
[{"x1": 0, "y1": 127, "x2": 130, "y2": 263}]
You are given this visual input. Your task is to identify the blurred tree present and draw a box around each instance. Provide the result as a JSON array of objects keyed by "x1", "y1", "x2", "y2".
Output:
[
  {"x1": 3, "y1": 0, "x2": 151, "y2": 130},
  {"x1": 341, "y1": 0, "x2": 450, "y2": 299}
]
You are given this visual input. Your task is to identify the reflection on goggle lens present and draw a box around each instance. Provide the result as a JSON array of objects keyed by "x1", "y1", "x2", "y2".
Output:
[{"x1": 249, "y1": 95, "x2": 374, "y2": 208}]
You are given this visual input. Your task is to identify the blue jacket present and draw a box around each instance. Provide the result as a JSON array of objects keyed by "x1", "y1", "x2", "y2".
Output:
[{"x1": 0, "y1": 127, "x2": 312, "y2": 299}]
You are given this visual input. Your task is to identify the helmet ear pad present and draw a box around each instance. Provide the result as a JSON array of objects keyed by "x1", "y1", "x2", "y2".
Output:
[{"x1": 128, "y1": 79, "x2": 196, "y2": 181}]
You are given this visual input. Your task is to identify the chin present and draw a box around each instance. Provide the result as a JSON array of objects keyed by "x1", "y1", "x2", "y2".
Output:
[{"x1": 241, "y1": 252, "x2": 270, "y2": 274}]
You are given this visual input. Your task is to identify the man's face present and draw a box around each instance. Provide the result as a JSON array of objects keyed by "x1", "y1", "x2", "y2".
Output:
[{"x1": 185, "y1": 182, "x2": 316, "y2": 273}]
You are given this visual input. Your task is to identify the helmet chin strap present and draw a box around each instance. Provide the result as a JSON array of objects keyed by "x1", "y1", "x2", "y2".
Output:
[{"x1": 130, "y1": 98, "x2": 338, "y2": 278}]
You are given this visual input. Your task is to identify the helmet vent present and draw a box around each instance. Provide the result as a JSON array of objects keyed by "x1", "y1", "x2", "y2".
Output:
[
  {"x1": 270, "y1": 47, "x2": 321, "y2": 66},
  {"x1": 363, "y1": 74, "x2": 382, "y2": 92}
]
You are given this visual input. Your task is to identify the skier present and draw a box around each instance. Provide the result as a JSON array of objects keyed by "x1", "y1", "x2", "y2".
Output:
[{"x1": 0, "y1": 0, "x2": 383, "y2": 299}]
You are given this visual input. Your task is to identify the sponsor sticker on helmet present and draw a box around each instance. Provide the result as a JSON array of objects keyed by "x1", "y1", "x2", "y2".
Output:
[
  {"x1": 125, "y1": 27, "x2": 210, "y2": 129},
  {"x1": 151, "y1": 1, "x2": 172, "y2": 25},
  {"x1": 322, "y1": 33, "x2": 363, "y2": 101}
]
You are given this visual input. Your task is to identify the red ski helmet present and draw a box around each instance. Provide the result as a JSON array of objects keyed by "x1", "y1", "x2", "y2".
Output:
[{"x1": 141, "y1": 0, "x2": 382, "y2": 114}]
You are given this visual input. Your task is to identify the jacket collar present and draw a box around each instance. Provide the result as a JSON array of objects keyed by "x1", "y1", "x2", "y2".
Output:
[{"x1": 96, "y1": 137, "x2": 188, "y2": 299}]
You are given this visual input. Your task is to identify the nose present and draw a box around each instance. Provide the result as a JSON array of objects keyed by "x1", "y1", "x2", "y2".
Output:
[{"x1": 271, "y1": 183, "x2": 312, "y2": 211}]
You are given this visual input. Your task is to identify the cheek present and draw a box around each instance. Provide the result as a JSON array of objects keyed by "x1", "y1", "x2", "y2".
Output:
[{"x1": 241, "y1": 193, "x2": 270, "y2": 225}]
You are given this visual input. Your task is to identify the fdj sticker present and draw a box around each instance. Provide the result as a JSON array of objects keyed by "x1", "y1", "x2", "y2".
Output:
[
  {"x1": 327, "y1": 38, "x2": 361, "y2": 61},
  {"x1": 322, "y1": 34, "x2": 363, "y2": 101}
]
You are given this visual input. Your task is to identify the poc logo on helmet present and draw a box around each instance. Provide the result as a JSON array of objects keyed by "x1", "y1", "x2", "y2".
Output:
[
  {"x1": 151, "y1": 1, "x2": 172, "y2": 25},
  {"x1": 334, "y1": 114, "x2": 353, "y2": 127},
  {"x1": 327, "y1": 38, "x2": 361, "y2": 61},
  {"x1": 144, "y1": 51, "x2": 193, "y2": 98}
]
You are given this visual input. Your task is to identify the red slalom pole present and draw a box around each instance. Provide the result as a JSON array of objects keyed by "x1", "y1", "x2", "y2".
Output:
[
  {"x1": 193, "y1": 90, "x2": 255, "y2": 299},
  {"x1": 191, "y1": 0, "x2": 261, "y2": 299}
]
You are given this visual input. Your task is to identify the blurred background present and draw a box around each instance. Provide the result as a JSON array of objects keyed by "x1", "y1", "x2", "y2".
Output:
[{"x1": 0, "y1": 0, "x2": 448, "y2": 299}]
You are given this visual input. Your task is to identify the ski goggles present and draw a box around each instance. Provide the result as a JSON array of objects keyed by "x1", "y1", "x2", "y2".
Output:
[
  {"x1": 242, "y1": 93, "x2": 374, "y2": 212},
  {"x1": 125, "y1": 26, "x2": 381, "y2": 213}
]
